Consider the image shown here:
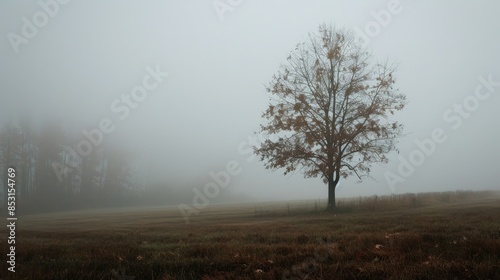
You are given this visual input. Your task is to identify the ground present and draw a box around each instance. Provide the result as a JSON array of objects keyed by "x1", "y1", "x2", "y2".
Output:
[{"x1": 1, "y1": 191, "x2": 499, "y2": 279}]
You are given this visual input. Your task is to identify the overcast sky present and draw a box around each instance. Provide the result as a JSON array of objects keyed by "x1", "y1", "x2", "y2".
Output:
[{"x1": 1, "y1": 1, "x2": 499, "y2": 202}]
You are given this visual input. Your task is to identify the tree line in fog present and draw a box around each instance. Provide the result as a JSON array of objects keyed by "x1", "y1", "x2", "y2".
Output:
[{"x1": 0, "y1": 118, "x2": 211, "y2": 213}]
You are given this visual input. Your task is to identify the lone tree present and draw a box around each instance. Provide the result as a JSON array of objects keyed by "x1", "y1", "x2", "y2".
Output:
[{"x1": 254, "y1": 24, "x2": 406, "y2": 210}]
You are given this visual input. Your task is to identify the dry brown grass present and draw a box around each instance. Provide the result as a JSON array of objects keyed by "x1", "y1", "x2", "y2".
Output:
[{"x1": 1, "y1": 190, "x2": 499, "y2": 279}]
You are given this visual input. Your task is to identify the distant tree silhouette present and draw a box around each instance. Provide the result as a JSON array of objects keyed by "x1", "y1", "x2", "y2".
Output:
[
  {"x1": 17, "y1": 118, "x2": 37, "y2": 200},
  {"x1": 103, "y1": 148, "x2": 132, "y2": 200},
  {"x1": 0, "y1": 122, "x2": 22, "y2": 205},
  {"x1": 80, "y1": 146, "x2": 105, "y2": 201},
  {"x1": 35, "y1": 121, "x2": 68, "y2": 209}
]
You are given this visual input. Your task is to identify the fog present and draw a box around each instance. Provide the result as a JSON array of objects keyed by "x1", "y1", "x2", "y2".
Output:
[{"x1": 1, "y1": 1, "x2": 499, "y2": 208}]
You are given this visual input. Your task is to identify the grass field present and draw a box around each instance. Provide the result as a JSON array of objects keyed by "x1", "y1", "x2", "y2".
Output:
[{"x1": 1, "y1": 191, "x2": 500, "y2": 279}]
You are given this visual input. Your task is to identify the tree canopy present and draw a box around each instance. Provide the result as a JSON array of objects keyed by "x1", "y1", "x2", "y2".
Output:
[{"x1": 254, "y1": 24, "x2": 406, "y2": 209}]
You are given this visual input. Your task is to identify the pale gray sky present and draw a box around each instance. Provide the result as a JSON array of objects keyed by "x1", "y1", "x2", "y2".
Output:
[{"x1": 1, "y1": 1, "x2": 499, "y2": 202}]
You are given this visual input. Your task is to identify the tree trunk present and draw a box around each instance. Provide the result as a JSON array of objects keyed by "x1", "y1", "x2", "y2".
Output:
[{"x1": 327, "y1": 173, "x2": 338, "y2": 210}]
